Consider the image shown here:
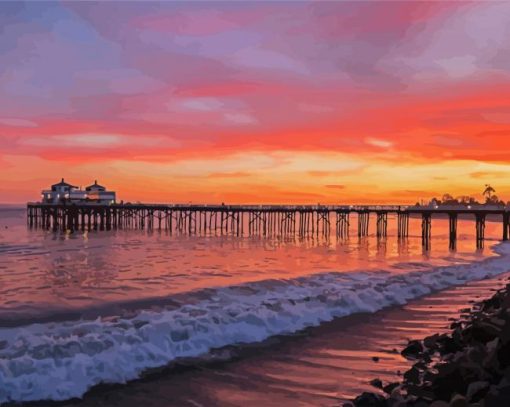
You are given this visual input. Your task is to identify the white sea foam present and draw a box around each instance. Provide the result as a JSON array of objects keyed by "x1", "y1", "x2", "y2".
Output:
[{"x1": 1, "y1": 243, "x2": 509, "y2": 404}]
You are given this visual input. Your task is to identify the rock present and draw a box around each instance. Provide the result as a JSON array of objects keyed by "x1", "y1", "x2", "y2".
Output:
[
  {"x1": 467, "y1": 321, "x2": 501, "y2": 343},
  {"x1": 413, "y1": 361, "x2": 428, "y2": 370},
  {"x1": 497, "y1": 340, "x2": 510, "y2": 367},
  {"x1": 351, "y1": 284, "x2": 510, "y2": 407},
  {"x1": 424, "y1": 334, "x2": 441, "y2": 349},
  {"x1": 370, "y1": 378, "x2": 383, "y2": 389},
  {"x1": 466, "y1": 346, "x2": 485, "y2": 364},
  {"x1": 421, "y1": 353, "x2": 432, "y2": 363},
  {"x1": 449, "y1": 394, "x2": 468, "y2": 407},
  {"x1": 436, "y1": 335, "x2": 460, "y2": 355},
  {"x1": 496, "y1": 376, "x2": 510, "y2": 388},
  {"x1": 390, "y1": 386, "x2": 404, "y2": 399},
  {"x1": 383, "y1": 382, "x2": 400, "y2": 394},
  {"x1": 490, "y1": 317, "x2": 506, "y2": 327},
  {"x1": 450, "y1": 321, "x2": 462, "y2": 330},
  {"x1": 353, "y1": 392, "x2": 387, "y2": 407},
  {"x1": 452, "y1": 327, "x2": 463, "y2": 345},
  {"x1": 483, "y1": 384, "x2": 510, "y2": 407},
  {"x1": 404, "y1": 366, "x2": 421, "y2": 385},
  {"x1": 486, "y1": 337, "x2": 499, "y2": 354},
  {"x1": 401, "y1": 340, "x2": 424, "y2": 359},
  {"x1": 405, "y1": 383, "x2": 434, "y2": 400},
  {"x1": 430, "y1": 363, "x2": 465, "y2": 401},
  {"x1": 466, "y1": 381, "x2": 489, "y2": 402}
]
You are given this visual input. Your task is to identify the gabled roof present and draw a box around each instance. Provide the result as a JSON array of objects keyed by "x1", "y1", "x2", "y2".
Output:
[
  {"x1": 51, "y1": 178, "x2": 78, "y2": 188},
  {"x1": 86, "y1": 180, "x2": 106, "y2": 190}
]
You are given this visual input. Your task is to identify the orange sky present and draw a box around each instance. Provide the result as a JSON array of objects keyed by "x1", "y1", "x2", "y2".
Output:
[{"x1": 1, "y1": 2, "x2": 510, "y2": 204}]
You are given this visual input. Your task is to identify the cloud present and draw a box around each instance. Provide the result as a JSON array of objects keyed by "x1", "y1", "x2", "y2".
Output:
[
  {"x1": 22, "y1": 134, "x2": 123, "y2": 148},
  {"x1": 308, "y1": 171, "x2": 334, "y2": 177},
  {"x1": 470, "y1": 171, "x2": 509, "y2": 179},
  {"x1": 207, "y1": 171, "x2": 251, "y2": 178},
  {"x1": 365, "y1": 137, "x2": 394, "y2": 148},
  {"x1": 74, "y1": 69, "x2": 163, "y2": 95},
  {"x1": 0, "y1": 118, "x2": 38, "y2": 127},
  {"x1": 178, "y1": 97, "x2": 225, "y2": 112},
  {"x1": 223, "y1": 112, "x2": 257, "y2": 125},
  {"x1": 20, "y1": 134, "x2": 176, "y2": 149},
  {"x1": 430, "y1": 135, "x2": 467, "y2": 148},
  {"x1": 325, "y1": 184, "x2": 345, "y2": 189},
  {"x1": 230, "y1": 47, "x2": 308, "y2": 75}
]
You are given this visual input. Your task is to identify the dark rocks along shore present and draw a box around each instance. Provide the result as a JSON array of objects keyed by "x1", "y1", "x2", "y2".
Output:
[{"x1": 347, "y1": 279, "x2": 510, "y2": 407}]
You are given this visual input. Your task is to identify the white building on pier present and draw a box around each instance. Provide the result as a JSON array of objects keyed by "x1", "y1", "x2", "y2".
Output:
[{"x1": 41, "y1": 179, "x2": 116, "y2": 204}]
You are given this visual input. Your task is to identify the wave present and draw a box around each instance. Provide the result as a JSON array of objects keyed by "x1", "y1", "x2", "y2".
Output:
[{"x1": 1, "y1": 243, "x2": 510, "y2": 404}]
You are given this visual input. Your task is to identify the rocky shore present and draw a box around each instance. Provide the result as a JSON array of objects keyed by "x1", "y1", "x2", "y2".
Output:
[{"x1": 349, "y1": 279, "x2": 510, "y2": 407}]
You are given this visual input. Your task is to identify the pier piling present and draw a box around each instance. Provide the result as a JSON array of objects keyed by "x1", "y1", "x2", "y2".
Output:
[{"x1": 449, "y1": 213, "x2": 457, "y2": 250}]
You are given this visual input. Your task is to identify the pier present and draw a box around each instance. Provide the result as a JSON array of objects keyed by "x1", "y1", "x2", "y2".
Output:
[{"x1": 26, "y1": 203, "x2": 510, "y2": 249}]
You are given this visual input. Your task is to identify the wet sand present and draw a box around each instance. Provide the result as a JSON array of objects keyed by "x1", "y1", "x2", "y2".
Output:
[{"x1": 52, "y1": 272, "x2": 510, "y2": 407}]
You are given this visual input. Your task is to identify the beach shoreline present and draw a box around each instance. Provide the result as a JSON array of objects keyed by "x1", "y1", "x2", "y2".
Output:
[
  {"x1": 6, "y1": 272, "x2": 510, "y2": 407},
  {"x1": 350, "y1": 279, "x2": 510, "y2": 407}
]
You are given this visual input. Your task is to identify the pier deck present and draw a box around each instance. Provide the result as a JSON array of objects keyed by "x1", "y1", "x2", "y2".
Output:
[{"x1": 26, "y1": 203, "x2": 510, "y2": 249}]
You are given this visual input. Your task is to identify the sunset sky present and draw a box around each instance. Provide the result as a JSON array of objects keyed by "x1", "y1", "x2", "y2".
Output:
[{"x1": 1, "y1": 1, "x2": 510, "y2": 204}]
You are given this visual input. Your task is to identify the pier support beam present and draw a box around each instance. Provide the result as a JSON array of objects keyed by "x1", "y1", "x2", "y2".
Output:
[
  {"x1": 421, "y1": 213, "x2": 432, "y2": 249},
  {"x1": 376, "y1": 212, "x2": 388, "y2": 238},
  {"x1": 335, "y1": 211, "x2": 349, "y2": 238},
  {"x1": 357, "y1": 212, "x2": 369, "y2": 237},
  {"x1": 448, "y1": 213, "x2": 457, "y2": 250},
  {"x1": 316, "y1": 210, "x2": 330, "y2": 237},
  {"x1": 503, "y1": 212, "x2": 510, "y2": 241},
  {"x1": 397, "y1": 212, "x2": 409, "y2": 238},
  {"x1": 476, "y1": 213, "x2": 486, "y2": 249}
]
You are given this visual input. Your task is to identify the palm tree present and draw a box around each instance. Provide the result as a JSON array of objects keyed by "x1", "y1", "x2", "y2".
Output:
[{"x1": 483, "y1": 184, "x2": 495, "y2": 200}]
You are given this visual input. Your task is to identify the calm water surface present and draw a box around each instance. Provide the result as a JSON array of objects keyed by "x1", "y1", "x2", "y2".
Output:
[{"x1": 0, "y1": 207, "x2": 500, "y2": 320}]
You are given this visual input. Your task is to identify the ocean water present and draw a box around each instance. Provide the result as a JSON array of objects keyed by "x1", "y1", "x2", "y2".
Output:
[{"x1": 0, "y1": 206, "x2": 509, "y2": 404}]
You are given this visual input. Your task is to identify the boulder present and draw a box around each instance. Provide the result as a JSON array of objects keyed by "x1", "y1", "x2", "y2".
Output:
[
  {"x1": 401, "y1": 340, "x2": 424, "y2": 360},
  {"x1": 353, "y1": 392, "x2": 388, "y2": 407},
  {"x1": 466, "y1": 381, "x2": 489, "y2": 402},
  {"x1": 403, "y1": 366, "x2": 421, "y2": 385},
  {"x1": 383, "y1": 382, "x2": 400, "y2": 394},
  {"x1": 423, "y1": 334, "x2": 441, "y2": 349},
  {"x1": 449, "y1": 394, "x2": 468, "y2": 407}
]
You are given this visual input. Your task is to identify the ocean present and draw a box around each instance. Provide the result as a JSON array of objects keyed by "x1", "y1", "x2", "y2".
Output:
[{"x1": 0, "y1": 206, "x2": 509, "y2": 405}]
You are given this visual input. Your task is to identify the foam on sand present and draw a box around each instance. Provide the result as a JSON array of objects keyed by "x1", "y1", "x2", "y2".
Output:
[{"x1": 1, "y1": 243, "x2": 509, "y2": 404}]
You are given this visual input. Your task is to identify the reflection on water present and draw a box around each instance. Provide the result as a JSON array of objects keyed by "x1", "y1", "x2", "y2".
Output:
[{"x1": 0, "y1": 207, "x2": 503, "y2": 319}]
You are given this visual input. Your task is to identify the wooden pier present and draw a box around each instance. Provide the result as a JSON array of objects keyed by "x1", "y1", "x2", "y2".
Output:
[{"x1": 26, "y1": 203, "x2": 510, "y2": 249}]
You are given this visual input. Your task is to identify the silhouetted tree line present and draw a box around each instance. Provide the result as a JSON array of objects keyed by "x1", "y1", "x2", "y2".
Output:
[{"x1": 415, "y1": 185, "x2": 508, "y2": 207}]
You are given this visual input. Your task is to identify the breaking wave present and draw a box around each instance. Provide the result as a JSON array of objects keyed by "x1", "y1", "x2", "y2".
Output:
[{"x1": 1, "y1": 243, "x2": 510, "y2": 404}]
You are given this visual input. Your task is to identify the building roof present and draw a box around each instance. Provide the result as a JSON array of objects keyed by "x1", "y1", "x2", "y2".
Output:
[
  {"x1": 86, "y1": 180, "x2": 106, "y2": 190},
  {"x1": 51, "y1": 178, "x2": 78, "y2": 188}
]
